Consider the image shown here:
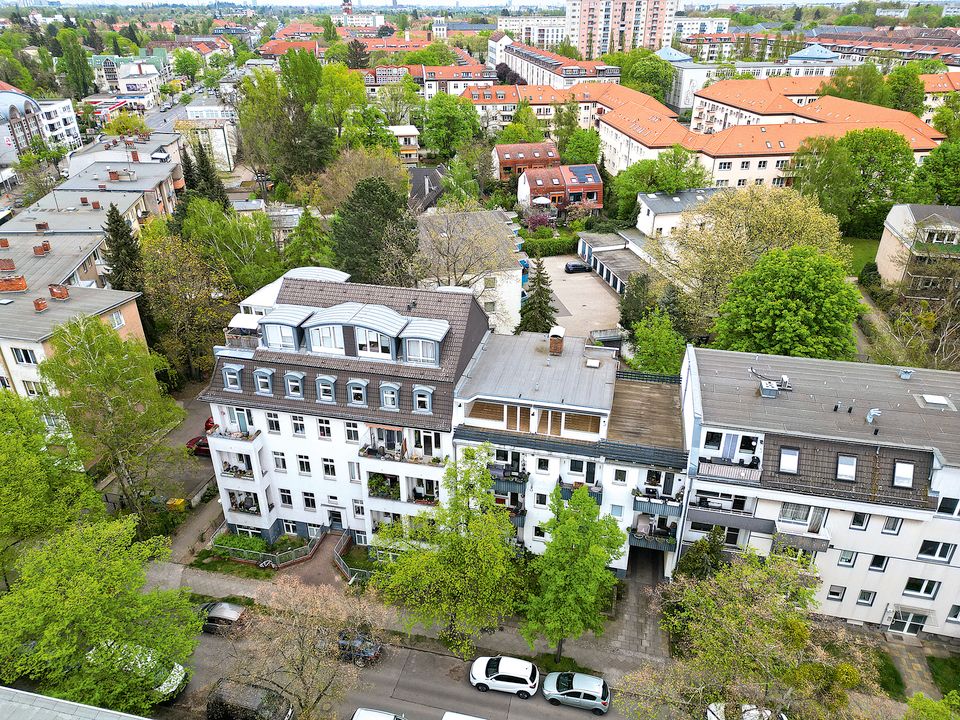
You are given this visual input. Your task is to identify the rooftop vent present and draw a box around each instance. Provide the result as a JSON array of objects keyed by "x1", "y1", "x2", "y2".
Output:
[
  {"x1": 585, "y1": 358, "x2": 600, "y2": 369},
  {"x1": 899, "y1": 368, "x2": 914, "y2": 380},
  {"x1": 0, "y1": 274, "x2": 27, "y2": 292},
  {"x1": 0, "y1": 238, "x2": 8, "y2": 249},
  {"x1": 865, "y1": 408, "x2": 882, "y2": 424},
  {"x1": 35, "y1": 222, "x2": 49, "y2": 232},
  {"x1": 759, "y1": 380, "x2": 779, "y2": 398},
  {"x1": 80, "y1": 196, "x2": 89, "y2": 205},
  {"x1": 92, "y1": 201, "x2": 101, "y2": 210},
  {"x1": 33, "y1": 245, "x2": 47, "y2": 256},
  {"x1": 0, "y1": 258, "x2": 13, "y2": 271}
]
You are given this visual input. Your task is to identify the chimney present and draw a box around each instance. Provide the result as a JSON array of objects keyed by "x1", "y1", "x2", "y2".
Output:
[
  {"x1": 41, "y1": 240, "x2": 51, "y2": 253},
  {"x1": 92, "y1": 201, "x2": 102, "y2": 209},
  {"x1": 80, "y1": 196, "x2": 89, "y2": 205},
  {"x1": 33, "y1": 245, "x2": 47, "y2": 256},
  {"x1": 98, "y1": 184, "x2": 107, "y2": 191},
  {"x1": 48, "y1": 284, "x2": 69, "y2": 300},
  {"x1": 35, "y1": 222, "x2": 49, "y2": 231},
  {"x1": 548, "y1": 325, "x2": 565, "y2": 356},
  {"x1": 0, "y1": 274, "x2": 26, "y2": 292},
  {"x1": 108, "y1": 170, "x2": 119, "y2": 181},
  {"x1": 0, "y1": 238, "x2": 7, "y2": 248},
  {"x1": 0, "y1": 258, "x2": 13, "y2": 271},
  {"x1": 33, "y1": 297, "x2": 48, "y2": 313},
  {"x1": 131, "y1": 150, "x2": 140, "y2": 162}
]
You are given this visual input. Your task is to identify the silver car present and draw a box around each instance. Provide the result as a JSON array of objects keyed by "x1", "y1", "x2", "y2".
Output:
[{"x1": 542, "y1": 672, "x2": 611, "y2": 715}]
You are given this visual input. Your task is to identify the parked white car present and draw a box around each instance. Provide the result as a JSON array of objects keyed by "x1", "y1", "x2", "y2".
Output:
[{"x1": 468, "y1": 656, "x2": 539, "y2": 699}]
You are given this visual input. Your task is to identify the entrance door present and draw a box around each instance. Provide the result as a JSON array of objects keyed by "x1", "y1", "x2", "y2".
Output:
[
  {"x1": 890, "y1": 611, "x2": 927, "y2": 635},
  {"x1": 423, "y1": 432, "x2": 434, "y2": 456},
  {"x1": 586, "y1": 462, "x2": 596, "y2": 484},
  {"x1": 229, "y1": 407, "x2": 252, "y2": 433},
  {"x1": 328, "y1": 510, "x2": 344, "y2": 531}
]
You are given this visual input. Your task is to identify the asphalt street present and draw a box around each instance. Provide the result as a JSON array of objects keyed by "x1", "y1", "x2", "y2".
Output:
[{"x1": 144, "y1": 101, "x2": 190, "y2": 133}]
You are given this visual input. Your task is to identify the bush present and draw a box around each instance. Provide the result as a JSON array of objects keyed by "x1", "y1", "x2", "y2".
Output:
[
  {"x1": 858, "y1": 261, "x2": 881, "y2": 287},
  {"x1": 522, "y1": 235, "x2": 578, "y2": 257},
  {"x1": 214, "y1": 533, "x2": 268, "y2": 553},
  {"x1": 532, "y1": 226, "x2": 554, "y2": 240},
  {"x1": 270, "y1": 535, "x2": 306, "y2": 553},
  {"x1": 584, "y1": 216, "x2": 631, "y2": 233},
  {"x1": 525, "y1": 212, "x2": 552, "y2": 231}
]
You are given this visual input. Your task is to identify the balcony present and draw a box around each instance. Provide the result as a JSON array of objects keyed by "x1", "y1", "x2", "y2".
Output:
[
  {"x1": 368, "y1": 473, "x2": 402, "y2": 501},
  {"x1": 488, "y1": 465, "x2": 529, "y2": 494},
  {"x1": 358, "y1": 444, "x2": 445, "y2": 469},
  {"x1": 559, "y1": 480, "x2": 602, "y2": 504},
  {"x1": 223, "y1": 330, "x2": 260, "y2": 349},
  {"x1": 773, "y1": 520, "x2": 831, "y2": 553},
  {"x1": 226, "y1": 490, "x2": 261, "y2": 516},
  {"x1": 633, "y1": 496, "x2": 683, "y2": 517},
  {"x1": 629, "y1": 531, "x2": 676, "y2": 552},
  {"x1": 220, "y1": 463, "x2": 254, "y2": 480},
  {"x1": 696, "y1": 458, "x2": 761, "y2": 484},
  {"x1": 510, "y1": 512, "x2": 526, "y2": 528},
  {"x1": 207, "y1": 425, "x2": 264, "y2": 455}
]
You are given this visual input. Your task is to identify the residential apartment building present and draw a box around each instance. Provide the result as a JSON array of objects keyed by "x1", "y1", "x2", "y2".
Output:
[
  {"x1": 462, "y1": 84, "x2": 574, "y2": 133},
  {"x1": 330, "y1": 12, "x2": 386, "y2": 28},
  {"x1": 517, "y1": 164, "x2": 603, "y2": 212},
  {"x1": 388, "y1": 125, "x2": 420, "y2": 166},
  {"x1": 67, "y1": 131, "x2": 184, "y2": 181},
  {"x1": 496, "y1": 15, "x2": 569, "y2": 48},
  {"x1": 491, "y1": 141, "x2": 560, "y2": 181},
  {"x1": 199, "y1": 268, "x2": 491, "y2": 545},
  {"x1": 58, "y1": 161, "x2": 181, "y2": 216},
  {"x1": 672, "y1": 17, "x2": 729, "y2": 42},
  {"x1": 36, "y1": 99, "x2": 81, "y2": 150},
  {"x1": 498, "y1": 39, "x2": 621, "y2": 89},
  {"x1": 921, "y1": 72, "x2": 960, "y2": 123},
  {"x1": 359, "y1": 65, "x2": 497, "y2": 102},
  {"x1": 0, "y1": 81, "x2": 43, "y2": 165},
  {"x1": 876, "y1": 203, "x2": 960, "y2": 300},
  {"x1": 565, "y1": 0, "x2": 678, "y2": 58},
  {"x1": 681, "y1": 348, "x2": 960, "y2": 640},
  {"x1": 115, "y1": 62, "x2": 163, "y2": 110},
  {"x1": 258, "y1": 39, "x2": 322, "y2": 59},
  {"x1": 89, "y1": 50, "x2": 172, "y2": 94}
]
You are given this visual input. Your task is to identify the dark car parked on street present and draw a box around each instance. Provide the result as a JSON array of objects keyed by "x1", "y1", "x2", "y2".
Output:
[{"x1": 564, "y1": 261, "x2": 591, "y2": 273}]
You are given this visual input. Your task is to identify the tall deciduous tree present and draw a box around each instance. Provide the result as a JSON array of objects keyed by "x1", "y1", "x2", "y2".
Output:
[
  {"x1": 293, "y1": 146, "x2": 408, "y2": 214},
  {"x1": 316, "y1": 62, "x2": 366, "y2": 139},
  {"x1": 515, "y1": 256, "x2": 557, "y2": 333},
  {"x1": 423, "y1": 92, "x2": 480, "y2": 160},
  {"x1": 932, "y1": 91, "x2": 960, "y2": 141},
  {"x1": 713, "y1": 246, "x2": 864, "y2": 360},
  {"x1": 283, "y1": 209, "x2": 335, "y2": 269},
  {"x1": 373, "y1": 445, "x2": 521, "y2": 657},
  {"x1": 173, "y1": 48, "x2": 202, "y2": 83},
  {"x1": 39, "y1": 316, "x2": 185, "y2": 522},
  {"x1": 522, "y1": 486, "x2": 625, "y2": 662},
  {"x1": 819, "y1": 63, "x2": 891, "y2": 106},
  {"x1": 561, "y1": 128, "x2": 600, "y2": 165},
  {"x1": 57, "y1": 28, "x2": 94, "y2": 98},
  {"x1": 103, "y1": 111, "x2": 150, "y2": 135},
  {"x1": 0, "y1": 516, "x2": 201, "y2": 715},
  {"x1": 913, "y1": 141, "x2": 960, "y2": 206},
  {"x1": 619, "y1": 273, "x2": 655, "y2": 330},
  {"x1": 612, "y1": 145, "x2": 710, "y2": 219},
  {"x1": 332, "y1": 176, "x2": 409, "y2": 283},
  {"x1": 887, "y1": 63, "x2": 926, "y2": 116},
  {"x1": 626, "y1": 309, "x2": 687, "y2": 374},
  {"x1": 376, "y1": 74, "x2": 424, "y2": 125},
  {"x1": 437, "y1": 158, "x2": 480, "y2": 207},
  {"x1": 791, "y1": 135, "x2": 859, "y2": 229},
  {"x1": 600, "y1": 48, "x2": 674, "y2": 100},
  {"x1": 496, "y1": 100, "x2": 544, "y2": 144},
  {"x1": 551, "y1": 98, "x2": 580, "y2": 154},
  {"x1": 102, "y1": 203, "x2": 141, "y2": 292}
]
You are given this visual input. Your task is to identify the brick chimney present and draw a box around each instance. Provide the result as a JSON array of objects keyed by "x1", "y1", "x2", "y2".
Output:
[
  {"x1": 108, "y1": 170, "x2": 120, "y2": 181},
  {"x1": 0, "y1": 275, "x2": 26, "y2": 292},
  {"x1": 33, "y1": 297, "x2": 48, "y2": 313},
  {"x1": 33, "y1": 245, "x2": 47, "y2": 256},
  {"x1": 48, "y1": 284, "x2": 69, "y2": 300},
  {"x1": 548, "y1": 325, "x2": 565, "y2": 356},
  {"x1": 0, "y1": 238, "x2": 8, "y2": 248},
  {"x1": 80, "y1": 196, "x2": 89, "y2": 205},
  {"x1": 98, "y1": 184, "x2": 107, "y2": 191},
  {"x1": 131, "y1": 150, "x2": 140, "y2": 162},
  {"x1": 41, "y1": 240, "x2": 51, "y2": 253},
  {"x1": 35, "y1": 221, "x2": 49, "y2": 231},
  {"x1": 0, "y1": 258, "x2": 13, "y2": 271},
  {"x1": 92, "y1": 201, "x2": 101, "y2": 210}
]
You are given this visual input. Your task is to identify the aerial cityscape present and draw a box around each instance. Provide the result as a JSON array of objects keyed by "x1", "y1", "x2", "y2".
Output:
[{"x1": 0, "y1": 1, "x2": 958, "y2": 719}]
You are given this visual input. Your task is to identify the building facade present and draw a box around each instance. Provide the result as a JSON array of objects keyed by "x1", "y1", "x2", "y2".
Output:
[
  {"x1": 491, "y1": 141, "x2": 561, "y2": 181},
  {"x1": 565, "y1": 0, "x2": 678, "y2": 58},
  {"x1": 517, "y1": 164, "x2": 603, "y2": 212},
  {"x1": 499, "y1": 39, "x2": 621, "y2": 89},
  {"x1": 876, "y1": 203, "x2": 960, "y2": 300},
  {"x1": 496, "y1": 15, "x2": 569, "y2": 48},
  {"x1": 672, "y1": 17, "x2": 729, "y2": 42},
  {"x1": 37, "y1": 99, "x2": 82, "y2": 150}
]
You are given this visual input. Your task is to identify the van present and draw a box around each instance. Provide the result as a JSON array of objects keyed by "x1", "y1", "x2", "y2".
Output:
[{"x1": 207, "y1": 679, "x2": 294, "y2": 720}]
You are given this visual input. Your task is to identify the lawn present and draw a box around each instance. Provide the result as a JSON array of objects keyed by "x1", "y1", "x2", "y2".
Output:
[
  {"x1": 342, "y1": 545, "x2": 379, "y2": 572},
  {"x1": 842, "y1": 236, "x2": 880, "y2": 275},
  {"x1": 190, "y1": 548, "x2": 275, "y2": 580},
  {"x1": 876, "y1": 649, "x2": 907, "y2": 701},
  {"x1": 927, "y1": 655, "x2": 960, "y2": 697}
]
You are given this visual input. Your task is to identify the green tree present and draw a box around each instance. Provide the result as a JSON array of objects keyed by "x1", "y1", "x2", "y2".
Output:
[
  {"x1": 180, "y1": 145, "x2": 197, "y2": 190},
  {"x1": 331, "y1": 176, "x2": 409, "y2": 284},
  {"x1": 913, "y1": 141, "x2": 960, "y2": 206},
  {"x1": 321, "y1": 15, "x2": 338, "y2": 42},
  {"x1": 904, "y1": 692, "x2": 960, "y2": 720},
  {"x1": 376, "y1": 74, "x2": 424, "y2": 124},
  {"x1": 522, "y1": 486, "x2": 625, "y2": 662},
  {"x1": 551, "y1": 37, "x2": 580, "y2": 59},
  {"x1": 0, "y1": 392, "x2": 101, "y2": 590},
  {"x1": 551, "y1": 98, "x2": 580, "y2": 155},
  {"x1": 191, "y1": 142, "x2": 229, "y2": 207},
  {"x1": 819, "y1": 62, "x2": 890, "y2": 106},
  {"x1": 515, "y1": 256, "x2": 557, "y2": 333},
  {"x1": 791, "y1": 135, "x2": 860, "y2": 229},
  {"x1": 561, "y1": 128, "x2": 600, "y2": 165},
  {"x1": 0, "y1": 516, "x2": 201, "y2": 715},
  {"x1": 121, "y1": 22, "x2": 140, "y2": 46},
  {"x1": 373, "y1": 444, "x2": 521, "y2": 657},
  {"x1": 343, "y1": 104, "x2": 398, "y2": 151},
  {"x1": 102, "y1": 203, "x2": 141, "y2": 292},
  {"x1": 439, "y1": 157, "x2": 480, "y2": 207},
  {"x1": 57, "y1": 28, "x2": 94, "y2": 98},
  {"x1": 283, "y1": 209, "x2": 335, "y2": 268},
  {"x1": 626, "y1": 309, "x2": 686, "y2": 374},
  {"x1": 601, "y1": 48, "x2": 674, "y2": 101},
  {"x1": 673, "y1": 526, "x2": 725, "y2": 579},
  {"x1": 887, "y1": 63, "x2": 926, "y2": 116},
  {"x1": 294, "y1": 146, "x2": 408, "y2": 214},
  {"x1": 316, "y1": 62, "x2": 366, "y2": 138},
  {"x1": 612, "y1": 145, "x2": 711, "y2": 219},
  {"x1": 103, "y1": 111, "x2": 150, "y2": 135},
  {"x1": 402, "y1": 42, "x2": 458, "y2": 66},
  {"x1": 713, "y1": 246, "x2": 864, "y2": 360},
  {"x1": 932, "y1": 91, "x2": 960, "y2": 141},
  {"x1": 345, "y1": 38, "x2": 370, "y2": 68},
  {"x1": 619, "y1": 272, "x2": 654, "y2": 330},
  {"x1": 497, "y1": 100, "x2": 544, "y2": 144},
  {"x1": 423, "y1": 92, "x2": 480, "y2": 160},
  {"x1": 172, "y1": 48, "x2": 202, "y2": 83}
]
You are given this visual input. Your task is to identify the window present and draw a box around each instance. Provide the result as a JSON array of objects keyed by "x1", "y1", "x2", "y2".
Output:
[
  {"x1": 273, "y1": 451, "x2": 287, "y2": 472},
  {"x1": 254, "y1": 370, "x2": 273, "y2": 394},
  {"x1": 740, "y1": 160, "x2": 750, "y2": 169},
  {"x1": 380, "y1": 383, "x2": 399, "y2": 410},
  {"x1": 322, "y1": 458, "x2": 336, "y2": 478},
  {"x1": 345, "y1": 422, "x2": 359, "y2": 442},
  {"x1": 949, "y1": 605, "x2": 960, "y2": 623},
  {"x1": 414, "y1": 386, "x2": 433, "y2": 413},
  {"x1": 484, "y1": 277, "x2": 497, "y2": 289},
  {"x1": 223, "y1": 367, "x2": 241, "y2": 390},
  {"x1": 23, "y1": 381, "x2": 47, "y2": 397},
  {"x1": 297, "y1": 454, "x2": 311, "y2": 475},
  {"x1": 779, "y1": 448, "x2": 800, "y2": 474},
  {"x1": 569, "y1": 459, "x2": 585, "y2": 474},
  {"x1": 838, "y1": 550, "x2": 856, "y2": 567},
  {"x1": 266, "y1": 412, "x2": 280, "y2": 433},
  {"x1": 826, "y1": 585, "x2": 845, "y2": 601},
  {"x1": 353, "y1": 499, "x2": 365, "y2": 517},
  {"x1": 109, "y1": 310, "x2": 125, "y2": 329},
  {"x1": 303, "y1": 492, "x2": 316, "y2": 510},
  {"x1": 263, "y1": 324, "x2": 296, "y2": 350},
  {"x1": 484, "y1": 301, "x2": 497, "y2": 313},
  {"x1": 779, "y1": 502, "x2": 810, "y2": 523},
  {"x1": 348, "y1": 461, "x2": 360, "y2": 483},
  {"x1": 357, "y1": 328, "x2": 392, "y2": 357},
  {"x1": 938, "y1": 497, "x2": 959, "y2": 516},
  {"x1": 857, "y1": 590, "x2": 876, "y2": 606},
  {"x1": 285, "y1": 373, "x2": 304, "y2": 398},
  {"x1": 837, "y1": 455, "x2": 857, "y2": 481},
  {"x1": 355, "y1": 530, "x2": 368, "y2": 545},
  {"x1": 737, "y1": 178, "x2": 747, "y2": 187},
  {"x1": 704, "y1": 431, "x2": 722, "y2": 450},
  {"x1": 316, "y1": 376, "x2": 336, "y2": 403},
  {"x1": 535, "y1": 493, "x2": 548, "y2": 507},
  {"x1": 348, "y1": 381, "x2": 367, "y2": 406},
  {"x1": 534, "y1": 525, "x2": 546, "y2": 539},
  {"x1": 772, "y1": 177, "x2": 785, "y2": 187},
  {"x1": 292, "y1": 415, "x2": 305, "y2": 436},
  {"x1": 0, "y1": 376, "x2": 9, "y2": 390},
  {"x1": 869, "y1": 555, "x2": 888, "y2": 572},
  {"x1": 283, "y1": 520, "x2": 297, "y2": 535},
  {"x1": 893, "y1": 461, "x2": 915, "y2": 488},
  {"x1": 317, "y1": 418, "x2": 331, "y2": 438},
  {"x1": 310, "y1": 325, "x2": 344, "y2": 352},
  {"x1": 904, "y1": 577, "x2": 940, "y2": 598},
  {"x1": 611, "y1": 504, "x2": 623, "y2": 518},
  {"x1": 775, "y1": 159, "x2": 788, "y2": 169},
  {"x1": 758, "y1": 160, "x2": 768, "y2": 169},
  {"x1": 406, "y1": 339, "x2": 437, "y2": 365},
  {"x1": 614, "y1": 469, "x2": 627, "y2": 484},
  {"x1": 12, "y1": 347, "x2": 38, "y2": 365},
  {"x1": 918, "y1": 540, "x2": 955, "y2": 562},
  {"x1": 755, "y1": 178, "x2": 764, "y2": 185},
  {"x1": 537, "y1": 458, "x2": 550, "y2": 472},
  {"x1": 279, "y1": 488, "x2": 292, "y2": 507},
  {"x1": 851, "y1": 512, "x2": 870, "y2": 530},
  {"x1": 883, "y1": 517, "x2": 902, "y2": 535},
  {"x1": 718, "y1": 161, "x2": 732, "y2": 170}
]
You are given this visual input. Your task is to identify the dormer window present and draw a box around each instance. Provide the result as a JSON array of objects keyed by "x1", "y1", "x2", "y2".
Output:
[
  {"x1": 357, "y1": 328, "x2": 392, "y2": 358},
  {"x1": 285, "y1": 372, "x2": 305, "y2": 399},
  {"x1": 406, "y1": 339, "x2": 438, "y2": 365},
  {"x1": 222, "y1": 364, "x2": 242, "y2": 391},
  {"x1": 380, "y1": 382, "x2": 400, "y2": 411},
  {"x1": 263, "y1": 324, "x2": 296, "y2": 350},
  {"x1": 348, "y1": 379, "x2": 368, "y2": 406},
  {"x1": 316, "y1": 375, "x2": 336, "y2": 404},
  {"x1": 413, "y1": 385, "x2": 434, "y2": 414},
  {"x1": 309, "y1": 325, "x2": 344, "y2": 353},
  {"x1": 254, "y1": 368, "x2": 274, "y2": 395}
]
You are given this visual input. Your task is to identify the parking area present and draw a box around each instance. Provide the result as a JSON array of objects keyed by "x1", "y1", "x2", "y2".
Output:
[{"x1": 540, "y1": 255, "x2": 621, "y2": 338}]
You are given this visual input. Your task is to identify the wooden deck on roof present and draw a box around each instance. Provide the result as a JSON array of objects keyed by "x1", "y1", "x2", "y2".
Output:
[{"x1": 607, "y1": 379, "x2": 684, "y2": 449}]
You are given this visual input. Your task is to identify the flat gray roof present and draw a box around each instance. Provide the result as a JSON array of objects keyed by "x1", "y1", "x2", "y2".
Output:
[
  {"x1": 59, "y1": 162, "x2": 174, "y2": 192},
  {"x1": 637, "y1": 188, "x2": 719, "y2": 215},
  {"x1": 0, "y1": 284, "x2": 139, "y2": 342},
  {"x1": 0, "y1": 233, "x2": 104, "y2": 288},
  {"x1": 0, "y1": 686, "x2": 149, "y2": 720},
  {"x1": 592, "y1": 247, "x2": 648, "y2": 280},
  {"x1": 4, "y1": 208, "x2": 112, "y2": 236},
  {"x1": 35, "y1": 191, "x2": 143, "y2": 219},
  {"x1": 457, "y1": 332, "x2": 618, "y2": 412},
  {"x1": 72, "y1": 132, "x2": 179, "y2": 159},
  {"x1": 692, "y1": 348, "x2": 960, "y2": 466}
]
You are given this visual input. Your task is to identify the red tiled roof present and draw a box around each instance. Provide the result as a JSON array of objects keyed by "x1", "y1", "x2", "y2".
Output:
[
  {"x1": 259, "y1": 39, "x2": 319, "y2": 56},
  {"x1": 921, "y1": 72, "x2": 960, "y2": 93},
  {"x1": 494, "y1": 141, "x2": 559, "y2": 163},
  {"x1": 696, "y1": 79, "x2": 811, "y2": 115}
]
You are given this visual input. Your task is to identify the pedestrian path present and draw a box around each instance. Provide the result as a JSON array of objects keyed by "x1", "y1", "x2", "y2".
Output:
[{"x1": 886, "y1": 641, "x2": 943, "y2": 701}]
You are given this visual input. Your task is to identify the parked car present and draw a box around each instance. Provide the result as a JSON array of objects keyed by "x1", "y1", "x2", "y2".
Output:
[
  {"x1": 205, "y1": 416, "x2": 216, "y2": 432},
  {"x1": 469, "y1": 656, "x2": 539, "y2": 699},
  {"x1": 87, "y1": 642, "x2": 187, "y2": 701},
  {"x1": 160, "y1": 102, "x2": 172, "y2": 112},
  {"x1": 337, "y1": 631, "x2": 382, "y2": 667},
  {"x1": 564, "y1": 260, "x2": 591, "y2": 273},
  {"x1": 542, "y1": 672, "x2": 610, "y2": 715},
  {"x1": 351, "y1": 710, "x2": 403, "y2": 720},
  {"x1": 13, "y1": 197, "x2": 23, "y2": 208},
  {"x1": 199, "y1": 602, "x2": 247, "y2": 634},
  {"x1": 186, "y1": 436, "x2": 210, "y2": 457},
  {"x1": 707, "y1": 705, "x2": 787, "y2": 720},
  {"x1": 207, "y1": 679, "x2": 293, "y2": 720}
]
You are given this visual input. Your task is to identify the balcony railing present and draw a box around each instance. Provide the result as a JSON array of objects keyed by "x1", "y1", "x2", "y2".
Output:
[
  {"x1": 359, "y1": 444, "x2": 445, "y2": 468},
  {"x1": 629, "y1": 532, "x2": 676, "y2": 552},
  {"x1": 228, "y1": 503, "x2": 261, "y2": 516},
  {"x1": 207, "y1": 425, "x2": 261, "y2": 442},
  {"x1": 633, "y1": 496, "x2": 683, "y2": 517},
  {"x1": 559, "y1": 482, "x2": 602, "y2": 504},
  {"x1": 510, "y1": 513, "x2": 526, "y2": 528},
  {"x1": 407, "y1": 493, "x2": 439, "y2": 506},
  {"x1": 696, "y1": 459, "x2": 762, "y2": 484},
  {"x1": 221, "y1": 465, "x2": 254, "y2": 480}
]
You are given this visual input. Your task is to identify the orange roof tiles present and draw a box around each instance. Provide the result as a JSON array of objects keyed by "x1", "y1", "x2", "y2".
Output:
[
  {"x1": 494, "y1": 141, "x2": 559, "y2": 163},
  {"x1": 275, "y1": 22, "x2": 325, "y2": 38},
  {"x1": 462, "y1": 85, "x2": 521, "y2": 103},
  {"x1": 258, "y1": 39, "x2": 318, "y2": 56},
  {"x1": 921, "y1": 72, "x2": 960, "y2": 93},
  {"x1": 795, "y1": 95, "x2": 944, "y2": 140},
  {"x1": 569, "y1": 82, "x2": 678, "y2": 118},
  {"x1": 696, "y1": 79, "x2": 813, "y2": 115}
]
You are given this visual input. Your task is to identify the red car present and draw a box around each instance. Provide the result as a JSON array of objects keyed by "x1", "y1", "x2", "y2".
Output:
[
  {"x1": 186, "y1": 436, "x2": 210, "y2": 457},
  {"x1": 204, "y1": 416, "x2": 215, "y2": 432}
]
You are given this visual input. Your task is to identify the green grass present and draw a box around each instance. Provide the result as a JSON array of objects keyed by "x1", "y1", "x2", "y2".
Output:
[
  {"x1": 927, "y1": 655, "x2": 960, "y2": 697},
  {"x1": 876, "y1": 649, "x2": 907, "y2": 701},
  {"x1": 842, "y1": 236, "x2": 880, "y2": 275},
  {"x1": 342, "y1": 545, "x2": 379, "y2": 571},
  {"x1": 190, "y1": 549, "x2": 275, "y2": 580}
]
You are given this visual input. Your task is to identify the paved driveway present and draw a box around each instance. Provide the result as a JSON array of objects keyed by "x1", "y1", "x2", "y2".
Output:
[{"x1": 541, "y1": 255, "x2": 621, "y2": 338}]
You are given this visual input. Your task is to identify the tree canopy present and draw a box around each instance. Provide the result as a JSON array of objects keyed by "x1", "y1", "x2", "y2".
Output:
[
  {"x1": 422, "y1": 92, "x2": 480, "y2": 160},
  {"x1": 561, "y1": 128, "x2": 601, "y2": 165},
  {"x1": 601, "y1": 48, "x2": 674, "y2": 101},
  {"x1": 612, "y1": 146, "x2": 711, "y2": 219},
  {"x1": 626, "y1": 309, "x2": 687, "y2": 374},
  {"x1": 515, "y1": 256, "x2": 557, "y2": 333}
]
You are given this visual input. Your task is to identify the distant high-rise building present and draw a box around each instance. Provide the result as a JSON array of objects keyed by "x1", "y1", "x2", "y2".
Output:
[
  {"x1": 342, "y1": 0, "x2": 353, "y2": 15},
  {"x1": 566, "y1": 0, "x2": 677, "y2": 58}
]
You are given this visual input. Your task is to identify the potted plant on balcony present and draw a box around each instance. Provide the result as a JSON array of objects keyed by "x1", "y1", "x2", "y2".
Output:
[{"x1": 368, "y1": 473, "x2": 388, "y2": 497}]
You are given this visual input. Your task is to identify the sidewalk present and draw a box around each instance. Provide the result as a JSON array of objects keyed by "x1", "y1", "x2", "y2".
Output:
[
  {"x1": 168, "y1": 497, "x2": 223, "y2": 564},
  {"x1": 886, "y1": 640, "x2": 943, "y2": 701}
]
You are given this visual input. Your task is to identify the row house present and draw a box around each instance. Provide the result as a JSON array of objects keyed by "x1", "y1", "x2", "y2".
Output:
[
  {"x1": 200, "y1": 268, "x2": 491, "y2": 545},
  {"x1": 876, "y1": 203, "x2": 960, "y2": 300},
  {"x1": 681, "y1": 347, "x2": 960, "y2": 641},
  {"x1": 453, "y1": 329, "x2": 689, "y2": 576},
  {"x1": 498, "y1": 39, "x2": 622, "y2": 90},
  {"x1": 517, "y1": 164, "x2": 603, "y2": 212},
  {"x1": 491, "y1": 141, "x2": 560, "y2": 181},
  {"x1": 361, "y1": 65, "x2": 496, "y2": 102},
  {"x1": 461, "y1": 84, "x2": 573, "y2": 132}
]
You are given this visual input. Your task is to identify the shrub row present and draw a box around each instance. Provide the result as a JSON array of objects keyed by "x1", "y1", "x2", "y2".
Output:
[{"x1": 523, "y1": 235, "x2": 578, "y2": 257}]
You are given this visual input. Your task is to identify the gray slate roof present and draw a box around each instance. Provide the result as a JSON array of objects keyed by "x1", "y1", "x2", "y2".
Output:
[
  {"x1": 636, "y1": 188, "x2": 719, "y2": 215},
  {"x1": 0, "y1": 285, "x2": 139, "y2": 342},
  {"x1": 457, "y1": 332, "x2": 618, "y2": 412},
  {"x1": 59, "y1": 162, "x2": 174, "y2": 192},
  {"x1": 34, "y1": 191, "x2": 143, "y2": 220},
  {"x1": 0, "y1": 686, "x2": 149, "y2": 720},
  {"x1": 904, "y1": 204, "x2": 960, "y2": 228},
  {"x1": 692, "y1": 348, "x2": 960, "y2": 466},
  {"x1": 0, "y1": 233, "x2": 104, "y2": 289}
]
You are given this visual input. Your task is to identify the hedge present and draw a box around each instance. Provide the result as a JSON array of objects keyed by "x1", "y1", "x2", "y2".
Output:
[
  {"x1": 215, "y1": 533, "x2": 268, "y2": 553},
  {"x1": 523, "y1": 235, "x2": 578, "y2": 257}
]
